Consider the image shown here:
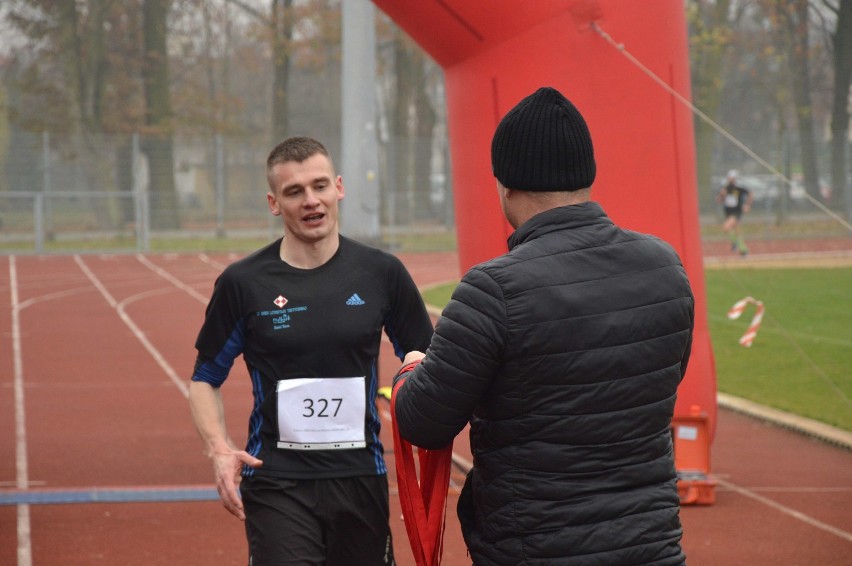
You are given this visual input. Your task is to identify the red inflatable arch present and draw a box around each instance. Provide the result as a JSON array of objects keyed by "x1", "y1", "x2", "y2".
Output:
[{"x1": 375, "y1": 0, "x2": 717, "y2": 503}]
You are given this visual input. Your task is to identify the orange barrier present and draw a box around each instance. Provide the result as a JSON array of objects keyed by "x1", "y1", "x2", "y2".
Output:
[{"x1": 672, "y1": 405, "x2": 716, "y2": 505}]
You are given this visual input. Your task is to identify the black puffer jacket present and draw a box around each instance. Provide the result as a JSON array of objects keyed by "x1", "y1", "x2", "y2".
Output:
[{"x1": 395, "y1": 202, "x2": 693, "y2": 565}]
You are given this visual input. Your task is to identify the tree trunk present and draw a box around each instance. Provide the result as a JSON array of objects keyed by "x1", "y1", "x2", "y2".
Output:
[
  {"x1": 58, "y1": 0, "x2": 116, "y2": 230},
  {"x1": 689, "y1": 0, "x2": 732, "y2": 212},
  {"x1": 830, "y1": 0, "x2": 852, "y2": 217},
  {"x1": 271, "y1": 0, "x2": 294, "y2": 143},
  {"x1": 83, "y1": 0, "x2": 107, "y2": 132},
  {"x1": 142, "y1": 0, "x2": 180, "y2": 229},
  {"x1": 391, "y1": 32, "x2": 415, "y2": 224},
  {"x1": 411, "y1": 56, "x2": 436, "y2": 220},
  {"x1": 785, "y1": 0, "x2": 822, "y2": 202}
]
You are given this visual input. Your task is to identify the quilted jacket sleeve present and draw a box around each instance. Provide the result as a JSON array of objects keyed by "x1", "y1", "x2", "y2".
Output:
[{"x1": 394, "y1": 266, "x2": 507, "y2": 450}]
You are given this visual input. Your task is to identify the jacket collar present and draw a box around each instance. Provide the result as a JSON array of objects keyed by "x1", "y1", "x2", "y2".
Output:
[{"x1": 507, "y1": 201, "x2": 611, "y2": 251}]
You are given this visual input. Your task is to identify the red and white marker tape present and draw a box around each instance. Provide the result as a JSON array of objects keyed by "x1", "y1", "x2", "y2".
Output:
[{"x1": 726, "y1": 296, "x2": 764, "y2": 347}]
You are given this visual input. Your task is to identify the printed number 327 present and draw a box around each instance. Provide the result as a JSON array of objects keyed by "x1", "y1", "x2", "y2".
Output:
[{"x1": 302, "y1": 398, "x2": 343, "y2": 417}]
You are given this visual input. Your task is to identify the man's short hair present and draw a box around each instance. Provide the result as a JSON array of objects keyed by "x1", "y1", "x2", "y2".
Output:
[{"x1": 267, "y1": 137, "x2": 333, "y2": 173}]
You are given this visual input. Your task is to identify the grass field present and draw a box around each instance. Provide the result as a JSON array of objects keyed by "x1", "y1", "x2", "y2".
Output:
[
  {"x1": 421, "y1": 266, "x2": 852, "y2": 432},
  {"x1": 704, "y1": 266, "x2": 851, "y2": 431}
]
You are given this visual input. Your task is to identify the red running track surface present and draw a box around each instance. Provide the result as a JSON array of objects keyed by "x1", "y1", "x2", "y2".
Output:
[{"x1": 1, "y1": 249, "x2": 850, "y2": 565}]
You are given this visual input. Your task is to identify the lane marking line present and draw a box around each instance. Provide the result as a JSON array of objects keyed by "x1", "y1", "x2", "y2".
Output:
[
  {"x1": 117, "y1": 288, "x2": 190, "y2": 396},
  {"x1": 9, "y1": 256, "x2": 33, "y2": 566},
  {"x1": 718, "y1": 478, "x2": 852, "y2": 542},
  {"x1": 74, "y1": 255, "x2": 189, "y2": 398},
  {"x1": 198, "y1": 253, "x2": 228, "y2": 272},
  {"x1": 136, "y1": 254, "x2": 209, "y2": 304}
]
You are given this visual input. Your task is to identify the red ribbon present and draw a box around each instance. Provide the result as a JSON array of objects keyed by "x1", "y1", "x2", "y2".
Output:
[{"x1": 391, "y1": 373, "x2": 454, "y2": 566}]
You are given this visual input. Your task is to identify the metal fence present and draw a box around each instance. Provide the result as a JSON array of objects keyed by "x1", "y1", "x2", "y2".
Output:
[
  {"x1": 2, "y1": 131, "x2": 849, "y2": 255},
  {"x1": 0, "y1": 131, "x2": 457, "y2": 254}
]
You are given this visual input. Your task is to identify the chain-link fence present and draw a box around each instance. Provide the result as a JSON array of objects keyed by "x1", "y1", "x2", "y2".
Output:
[
  {"x1": 2, "y1": 130, "x2": 849, "y2": 256},
  {"x1": 0, "y1": 131, "x2": 456, "y2": 254}
]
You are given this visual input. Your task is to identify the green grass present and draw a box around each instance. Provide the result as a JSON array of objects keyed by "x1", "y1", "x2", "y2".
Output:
[
  {"x1": 385, "y1": 230, "x2": 457, "y2": 253},
  {"x1": 421, "y1": 267, "x2": 852, "y2": 432},
  {"x1": 705, "y1": 267, "x2": 852, "y2": 431},
  {"x1": 421, "y1": 282, "x2": 456, "y2": 309}
]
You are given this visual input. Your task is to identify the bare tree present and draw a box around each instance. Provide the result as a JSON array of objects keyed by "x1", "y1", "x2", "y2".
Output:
[
  {"x1": 142, "y1": 0, "x2": 180, "y2": 229},
  {"x1": 825, "y1": 0, "x2": 852, "y2": 217},
  {"x1": 5, "y1": 1, "x2": 119, "y2": 145},
  {"x1": 689, "y1": 0, "x2": 837, "y2": 214},
  {"x1": 4, "y1": 1, "x2": 134, "y2": 228},
  {"x1": 227, "y1": 0, "x2": 295, "y2": 142},
  {"x1": 688, "y1": 0, "x2": 734, "y2": 209},
  {"x1": 271, "y1": 0, "x2": 295, "y2": 142},
  {"x1": 765, "y1": 0, "x2": 823, "y2": 201},
  {"x1": 384, "y1": 27, "x2": 438, "y2": 224}
]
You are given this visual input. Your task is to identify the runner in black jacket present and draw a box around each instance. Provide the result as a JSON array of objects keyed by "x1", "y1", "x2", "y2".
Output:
[{"x1": 190, "y1": 137, "x2": 433, "y2": 565}]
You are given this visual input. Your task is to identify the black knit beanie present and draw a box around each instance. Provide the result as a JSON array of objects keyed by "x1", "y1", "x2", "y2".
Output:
[{"x1": 491, "y1": 86, "x2": 596, "y2": 191}]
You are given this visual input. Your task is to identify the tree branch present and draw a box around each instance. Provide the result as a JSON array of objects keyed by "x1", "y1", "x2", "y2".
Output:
[{"x1": 224, "y1": 0, "x2": 271, "y2": 26}]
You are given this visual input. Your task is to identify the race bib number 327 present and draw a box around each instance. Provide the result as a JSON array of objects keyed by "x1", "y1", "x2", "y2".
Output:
[{"x1": 276, "y1": 377, "x2": 366, "y2": 450}]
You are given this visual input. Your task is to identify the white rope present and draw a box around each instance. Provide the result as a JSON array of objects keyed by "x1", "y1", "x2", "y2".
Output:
[{"x1": 590, "y1": 22, "x2": 852, "y2": 232}]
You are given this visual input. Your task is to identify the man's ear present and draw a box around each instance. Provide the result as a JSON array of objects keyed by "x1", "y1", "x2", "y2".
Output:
[
  {"x1": 336, "y1": 175, "x2": 345, "y2": 201},
  {"x1": 267, "y1": 192, "x2": 281, "y2": 216}
]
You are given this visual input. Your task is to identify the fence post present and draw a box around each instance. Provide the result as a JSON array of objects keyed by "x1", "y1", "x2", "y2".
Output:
[
  {"x1": 132, "y1": 133, "x2": 150, "y2": 252},
  {"x1": 41, "y1": 131, "x2": 53, "y2": 239},
  {"x1": 133, "y1": 133, "x2": 143, "y2": 251},
  {"x1": 34, "y1": 193, "x2": 44, "y2": 253},
  {"x1": 215, "y1": 134, "x2": 225, "y2": 238},
  {"x1": 142, "y1": 190, "x2": 150, "y2": 251},
  {"x1": 341, "y1": 0, "x2": 381, "y2": 243}
]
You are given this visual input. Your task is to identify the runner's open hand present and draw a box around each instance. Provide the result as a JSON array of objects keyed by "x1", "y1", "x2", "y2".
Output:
[{"x1": 211, "y1": 448, "x2": 262, "y2": 520}]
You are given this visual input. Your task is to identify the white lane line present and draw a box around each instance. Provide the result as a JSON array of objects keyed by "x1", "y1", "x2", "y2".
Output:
[
  {"x1": 136, "y1": 254, "x2": 208, "y2": 305},
  {"x1": 9, "y1": 256, "x2": 33, "y2": 566},
  {"x1": 9, "y1": 265, "x2": 117, "y2": 566},
  {"x1": 15, "y1": 287, "x2": 93, "y2": 311},
  {"x1": 729, "y1": 487, "x2": 852, "y2": 493},
  {"x1": 73, "y1": 254, "x2": 118, "y2": 308},
  {"x1": 117, "y1": 289, "x2": 190, "y2": 397},
  {"x1": 198, "y1": 253, "x2": 228, "y2": 272},
  {"x1": 74, "y1": 256, "x2": 189, "y2": 398},
  {"x1": 718, "y1": 478, "x2": 852, "y2": 542}
]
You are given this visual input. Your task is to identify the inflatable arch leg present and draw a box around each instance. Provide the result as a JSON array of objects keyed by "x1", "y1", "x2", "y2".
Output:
[{"x1": 374, "y1": 0, "x2": 717, "y2": 504}]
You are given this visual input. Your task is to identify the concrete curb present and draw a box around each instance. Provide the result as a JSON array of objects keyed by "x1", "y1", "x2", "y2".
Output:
[
  {"x1": 425, "y1": 304, "x2": 443, "y2": 318},
  {"x1": 717, "y1": 392, "x2": 852, "y2": 451},
  {"x1": 704, "y1": 250, "x2": 852, "y2": 269}
]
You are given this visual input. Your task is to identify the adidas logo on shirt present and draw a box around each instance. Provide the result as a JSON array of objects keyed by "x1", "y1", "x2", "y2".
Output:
[{"x1": 346, "y1": 293, "x2": 366, "y2": 306}]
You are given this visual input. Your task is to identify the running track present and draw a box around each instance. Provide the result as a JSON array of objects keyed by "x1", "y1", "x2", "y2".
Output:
[{"x1": 1, "y1": 249, "x2": 850, "y2": 565}]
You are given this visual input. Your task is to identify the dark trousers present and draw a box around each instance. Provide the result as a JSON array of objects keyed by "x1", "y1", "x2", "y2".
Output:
[{"x1": 241, "y1": 474, "x2": 395, "y2": 566}]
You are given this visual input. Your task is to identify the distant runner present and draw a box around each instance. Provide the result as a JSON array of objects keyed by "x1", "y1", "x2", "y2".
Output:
[{"x1": 716, "y1": 169, "x2": 753, "y2": 256}]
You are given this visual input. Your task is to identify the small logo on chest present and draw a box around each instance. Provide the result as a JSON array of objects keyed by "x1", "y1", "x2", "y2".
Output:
[
  {"x1": 274, "y1": 295, "x2": 288, "y2": 308},
  {"x1": 346, "y1": 293, "x2": 366, "y2": 306}
]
